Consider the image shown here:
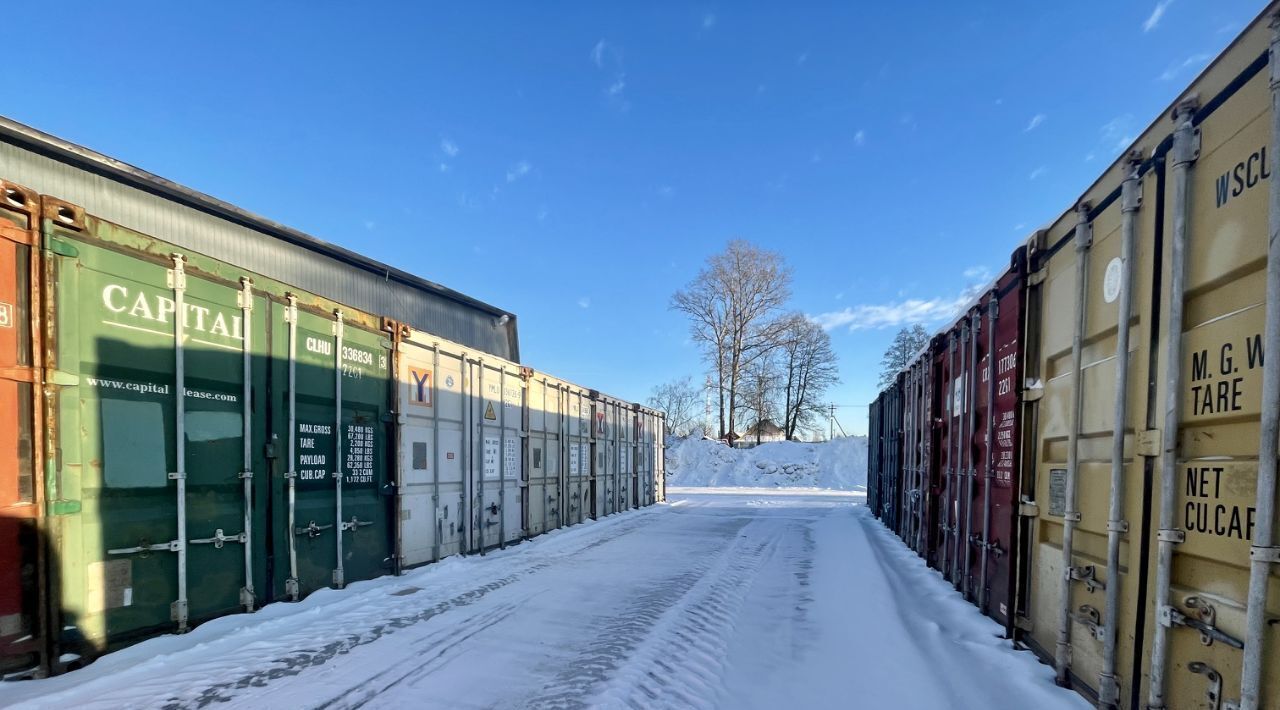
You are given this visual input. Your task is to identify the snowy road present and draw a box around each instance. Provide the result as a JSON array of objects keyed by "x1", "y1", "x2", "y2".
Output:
[{"x1": 2, "y1": 490, "x2": 1086, "y2": 709}]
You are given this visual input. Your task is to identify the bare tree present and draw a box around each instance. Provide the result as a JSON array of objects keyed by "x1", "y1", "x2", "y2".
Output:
[
  {"x1": 779, "y1": 313, "x2": 840, "y2": 440},
  {"x1": 671, "y1": 240, "x2": 792, "y2": 439},
  {"x1": 741, "y1": 356, "x2": 782, "y2": 445},
  {"x1": 879, "y1": 324, "x2": 930, "y2": 389},
  {"x1": 645, "y1": 376, "x2": 700, "y2": 437}
]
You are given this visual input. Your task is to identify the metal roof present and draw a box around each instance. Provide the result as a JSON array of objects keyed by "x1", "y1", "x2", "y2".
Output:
[{"x1": 0, "y1": 115, "x2": 519, "y2": 361}]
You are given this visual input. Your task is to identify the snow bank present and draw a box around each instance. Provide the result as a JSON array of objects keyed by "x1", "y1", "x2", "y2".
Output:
[{"x1": 665, "y1": 436, "x2": 867, "y2": 490}]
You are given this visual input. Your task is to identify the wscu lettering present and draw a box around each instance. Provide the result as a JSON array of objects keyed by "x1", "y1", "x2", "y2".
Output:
[{"x1": 1215, "y1": 145, "x2": 1271, "y2": 208}]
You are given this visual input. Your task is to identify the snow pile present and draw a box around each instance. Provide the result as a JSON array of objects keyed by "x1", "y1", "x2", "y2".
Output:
[{"x1": 665, "y1": 436, "x2": 867, "y2": 490}]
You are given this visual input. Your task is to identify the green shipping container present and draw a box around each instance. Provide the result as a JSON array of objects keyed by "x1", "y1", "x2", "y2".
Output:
[{"x1": 42, "y1": 199, "x2": 394, "y2": 663}]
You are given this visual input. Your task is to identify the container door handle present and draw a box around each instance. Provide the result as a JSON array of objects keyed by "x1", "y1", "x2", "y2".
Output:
[
  {"x1": 294, "y1": 520, "x2": 334, "y2": 538},
  {"x1": 190, "y1": 528, "x2": 247, "y2": 549}
]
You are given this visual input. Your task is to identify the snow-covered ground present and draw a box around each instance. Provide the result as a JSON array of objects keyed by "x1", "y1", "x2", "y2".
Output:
[
  {"x1": 664, "y1": 436, "x2": 867, "y2": 490},
  {"x1": 1, "y1": 490, "x2": 1084, "y2": 709}
]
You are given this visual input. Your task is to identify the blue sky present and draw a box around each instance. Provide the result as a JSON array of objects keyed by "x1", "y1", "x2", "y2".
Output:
[{"x1": 5, "y1": 1, "x2": 1263, "y2": 434}]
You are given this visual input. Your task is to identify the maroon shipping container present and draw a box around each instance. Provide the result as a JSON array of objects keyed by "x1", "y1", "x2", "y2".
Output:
[
  {"x1": 962, "y1": 249, "x2": 1027, "y2": 626},
  {"x1": 907, "y1": 248, "x2": 1026, "y2": 634},
  {"x1": 926, "y1": 335, "x2": 948, "y2": 572},
  {"x1": 901, "y1": 353, "x2": 933, "y2": 556}
]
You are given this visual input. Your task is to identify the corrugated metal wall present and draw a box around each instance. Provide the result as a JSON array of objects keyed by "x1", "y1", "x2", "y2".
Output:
[{"x1": 0, "y1": 131, "x2": 518, "y2": 361}]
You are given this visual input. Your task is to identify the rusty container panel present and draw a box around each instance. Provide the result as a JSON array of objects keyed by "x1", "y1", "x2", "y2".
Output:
[{"x1": 0, "y1": 180, "x2": 45, "y2": 676}]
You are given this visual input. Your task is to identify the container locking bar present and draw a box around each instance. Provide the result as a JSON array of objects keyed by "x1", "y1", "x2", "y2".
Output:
[
  {"x1": 340, "y1": 516, "x2": 374, "y2": 533},
  {"x1": 169, "y1": 253, "x2": 190, "y2": 633},
  {"x1": 295, "y1": 521, "x2": 334, "y2": 538},
  {"x1": 1156, "y1": 600, "x2": 1244, "y2": 650},
  {"x1": 332, "y1": 310, "x2": 346, "y2": 589},
  {"x1": 107, "y1": 540, "x2": 181, "y2": 556},
  {"x1": 189, "y1": 529, "x2": 247, "y2": 549}
]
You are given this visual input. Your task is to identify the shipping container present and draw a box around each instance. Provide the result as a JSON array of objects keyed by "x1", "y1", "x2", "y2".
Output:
[
  {"x1": 868, "y1": 5, "x2": 1280, "y2": 708},
  {"x1": 394, "y1": 325, "x2": 525, "y2": 564},
  {"x1": 0, "y1": 120, "x2": 662, "y2": 679},
  {"x1": 35, "y1": 194, "x2": 399, "y2": 666},
  {"x1": 0, "y1": 181, "x2": 47, "y2": 677},
  {"x1": 1018, "y1": 9, "x2": 1280, "y2": 707}
]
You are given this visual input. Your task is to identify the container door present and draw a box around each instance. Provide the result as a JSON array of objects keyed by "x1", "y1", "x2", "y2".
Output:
[
  {"x1": 45, "y1": 220, "x2": 268, "y2": 655},
  {"x1": 434, "y1": 347, "x2": 466, "y2": 558},
  {"x1": 273, "y1": 302, "x2": 392, "y2": 598},
  {"x1": 567, "y1": 390, "x2": 590, "y2": 524},
  {"x1": 467, "y1": 361, "x2": 522, "y2": 551},
  {"x1": 526, "y1": 378, "x2": 562, "y2": 536},
  {"x1": 0, "y1": 182, "x2": 43, "y2": 675},
  {"x1": 500, "y1": 369, "x2": 524, "y2": 544},
  {"x1": 1158, "y1": 63, "x2": 1276, "y2": 707},
  {"x1": 1022, "y1": 165, "x2": 1158, "y2": 707},
  {"x1": 979, "y1": 271, "x2": 1024, "y2": 626},
  {"x1": 927, "y1": 347, "x2": 947, "y2": 570},
  {"x1": 397, "y1": 339, "x2": 440, "y2": 567}
]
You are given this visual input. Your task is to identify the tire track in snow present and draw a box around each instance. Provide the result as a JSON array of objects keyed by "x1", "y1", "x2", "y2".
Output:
[
  {"x1": 147, "y1": 512, "x2": 663, "y2": 710},
  {"x1": 524, "y1": 516, "x2": 777, "y2": 710}
]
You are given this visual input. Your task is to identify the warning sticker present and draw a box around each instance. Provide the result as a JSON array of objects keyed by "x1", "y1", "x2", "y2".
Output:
[
  {"x1": 595, "y1": 412, "x2": 606, "y2": 436},
  {"x1": 484, "y1": 402, "x2": 497, "y2": 421},
  {"x1": 0, "y1": 301, "x2": 11, "y2": 329}
]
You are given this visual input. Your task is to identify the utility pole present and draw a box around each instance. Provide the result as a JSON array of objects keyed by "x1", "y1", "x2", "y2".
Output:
[{"x1": 828, "y1": 403, "x2": 835, "y2": 441}]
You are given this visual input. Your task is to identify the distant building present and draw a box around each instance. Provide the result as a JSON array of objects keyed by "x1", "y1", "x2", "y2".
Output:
[{"x1": 738, "y1": 419, "x2": 787, "y2": 446}]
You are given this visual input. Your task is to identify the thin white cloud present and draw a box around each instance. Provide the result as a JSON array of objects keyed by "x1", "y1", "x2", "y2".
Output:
[
  {"x1": 702, "y1": 13, "x2": 716, "y2": 29},
  {"x1": 364, "y1": 220, "x2": 377, "y2": 231},
  {"x1": 1159, "y1": 52, "x2": 1211, "y2": 81},
  {"x1": 1013, "y1": 223, "x2": 1026, "y2": 232},
  {"x1": 1084, "y1": 151, "x2": 1097, "y2": 162},
  {"x1": 506, "y1": 161, "x2": 532, "y2": 182},
  {"x1": 1143, "y1": 0, "x2": 1173, "y2": 32},
  {"x1": 657, "y1": 185, "x2": 674, "y2": 197},
  {"x1": 537, "y1": 205, "x2": 549, "y2": 221},
  {"x1": 1100, "y1": 114, "x2": 1136, "y2": 151},
  {"x1": 1025, "y1": 113, "x2": 1046, "y2": 132},
  {"x1": 812, "y1": 278, "x2": 991, "y2": 332},
  {"x1": 854, "y1": 129, "x2": 866, "y2": 146},
  {"x1": 590, "y1": 39, "x2": 629, "y2": 111},
  {"x1": 962, "y1": 265, "x2": 990, "y2": 281},
  {"x1": 797, "y1": 51, "x2": 810, "y2": 66},
  {"x1": 438, "y1": 162, "x2": 450, "y2": 173},
  {"x1": 440, "y1": 138, "x2": 459, "y2": 157},
  {"x1": 577, "y1": 296, "x2": 591, "y2": 309},
  {"x1": 1029, "y1": 165, "x2": 1049, "y2": 180}
]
